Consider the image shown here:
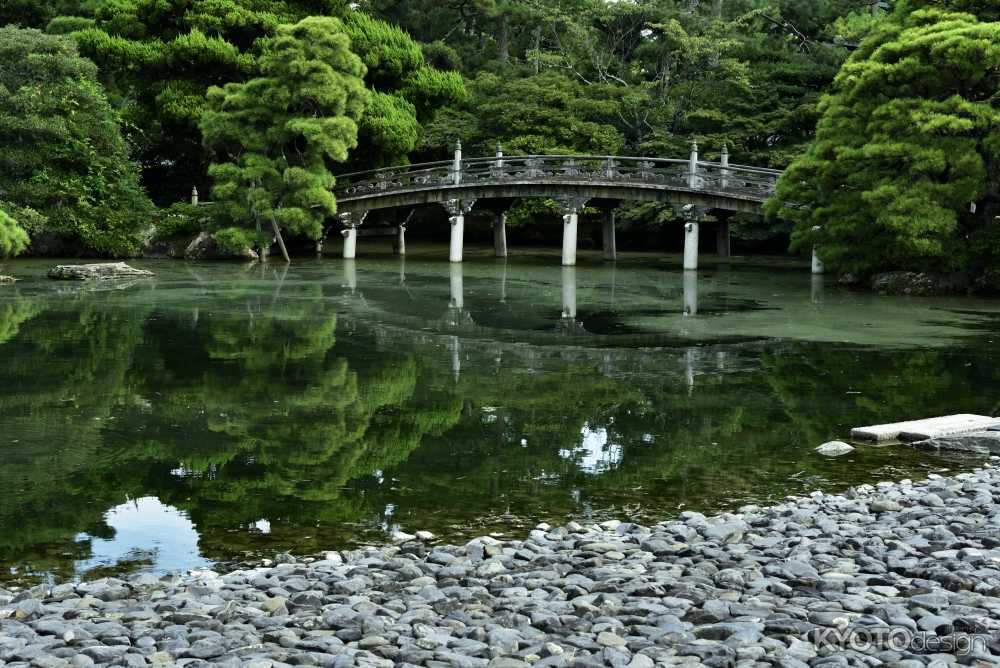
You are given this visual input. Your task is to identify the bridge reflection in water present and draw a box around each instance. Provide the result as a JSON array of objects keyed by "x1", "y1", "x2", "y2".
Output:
[
  {"x1": 336, "y1": 257, "x2": 754, "y2": 386},
  {"x1": 330, "y1": 143, "x2": 806, "y2": 271}
]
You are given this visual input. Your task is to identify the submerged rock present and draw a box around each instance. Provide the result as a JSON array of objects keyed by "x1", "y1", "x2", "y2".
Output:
[
  {"x1": 184, "y1": 232, "x2": 258, "y2": 261},
  {"x1": 815, "y1": 440, "x2": 855, "y2": 456},
  {"x1": 0, "y1": 275, "x2": 15, "y2": 283},
  {"x1": 47, "y1": 262, "x2": 153, "y2": 281},
  {"x1": 870, "y1": 271, "x2": 967, "y2": 296}
]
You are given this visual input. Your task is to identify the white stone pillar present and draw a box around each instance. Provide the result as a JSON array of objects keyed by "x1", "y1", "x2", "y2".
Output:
[
  {"x1": 342, "y1": 227, "x2": 357, "y2": 259},
  {"x1": 449, "y1": 215, "x2": 464, "y2": 263},
  {"x1": 449, "y1": 262, "x2": 464, "y2": 310},
  {"x1": 338, "y1": 211, "x2": 366, "y2": 259},
  {"x1": 493, "y1": 211, "x2": 508, "y2": 258},
  {"x1": 562, "y1": 212, "x2": 578, "y2": 267},
  {"x1": 443, "y1": 199, "x2": 474, "y2": 263},
  {"x1": 561, "y1": 266, "x2": 577, "y2": 319},
  {"x1": 191, "y1": 186, "x2": 199, "y2": 206},
  {"x1": 603, "y1": 209, "x2": 617, "y2": 261},
  {"x1": 683, "y1": 270, "x2": 698, "y2": 316},
  {"x1": 684, "y1": 221, "x2": 699, "y2": 271},
  {"x1": 688, "y1": 141, "x2": 699, "y2": 189},
  {"x1": 811, "y1": 247, "x2": 824, "y2": 274},
  {"x1": 557, "y1": 197, "x2": 588, "y2": 267},
  {"x1": 720, "y1": 143, "x2": 730, "y2": 191},
  {"x1": 811, "y1": 226, "x2": 824, "y2": 274},
  {"x1": 453, "y1": 140, "x2": 463, "y2": 185}
]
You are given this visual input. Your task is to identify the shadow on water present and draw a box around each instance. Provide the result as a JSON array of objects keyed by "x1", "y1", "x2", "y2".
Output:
[{"x1": 1, "y1": 250, "x2": 999, "y2": 584}]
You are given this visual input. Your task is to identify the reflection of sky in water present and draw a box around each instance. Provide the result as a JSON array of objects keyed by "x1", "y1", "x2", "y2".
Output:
[
  {"x1": 560, "y1": 424, "x2": 622, "y2": 474},
  {"x1": 75, "y1": 498, "x2": 210, "y2": 576}
]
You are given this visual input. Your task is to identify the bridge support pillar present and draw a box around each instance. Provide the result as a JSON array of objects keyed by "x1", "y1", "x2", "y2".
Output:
[
  {"x1": 338, "y1": 211, "x2": 367, "y2": 259},
  {"x1": 684, "y1": 222, "x2": 700, "y2": 271},
  {"x1": 556, "y1": 197, "x2": 589, "y2": 267},
  {"x1": 602, "y1": 209, "x2": 617, "y2": 261},
  {"x1": 811, "y1": 246, "x2": 824, "y2": 274},
  {"x1": 716, "y1": 214, "x2": 731, "y2": 262},
  {"x1": 442, "y1": 199, "x2": 476, "y2": 263},
  {"x1": 394, "y1": 225, "x2": 406, "y2": 255},
  {"x1": 493, "y1": 212, "x2": 508, "y2": 258}
]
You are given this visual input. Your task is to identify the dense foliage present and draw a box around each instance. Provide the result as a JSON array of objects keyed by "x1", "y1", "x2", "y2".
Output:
[
  {"x1": 0, "y1": 210, "x2": 29, "y2": 259},
  {"x1": 0, "y1": 27, "x2": 152, "y2": 256},
  {"x1": 4, "y1": 0, "x2": 1000, "y2": 279},
  {"x1": 201, "y1": 16, "x2": 368, "y2": 256},
  {"x1": 768, "y1": 0, "x2": 1000, "y2": 275}
]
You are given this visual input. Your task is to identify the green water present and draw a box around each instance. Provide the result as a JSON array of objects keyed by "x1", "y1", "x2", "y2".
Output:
[{"x1": 1, "y1": 248, "x2": 999, "y2": 584}]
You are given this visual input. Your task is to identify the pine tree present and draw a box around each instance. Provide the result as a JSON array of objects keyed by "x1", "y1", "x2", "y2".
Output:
[
  {"x1": 767, "y1": 3, "x2": 1000, "y2": 275},
  {"x1": 200, "y1": 16, "x2": 368, "y2": 261}
]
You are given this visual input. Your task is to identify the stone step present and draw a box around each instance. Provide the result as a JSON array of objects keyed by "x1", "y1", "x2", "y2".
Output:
[{"x1": 851, "y1": 414, "x2": 999, "y2": 443}]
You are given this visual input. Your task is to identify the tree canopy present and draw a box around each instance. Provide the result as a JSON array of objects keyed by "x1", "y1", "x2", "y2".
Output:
[
  {"x1": 200, "y1": 16, "x2": 368, "y2": 257},
  {"x1": 767, "y1": 1, "x2": 1000, "y2": 275},
  {"x1": 0, "y1": 27, "x2": 151, "y2": 256}
]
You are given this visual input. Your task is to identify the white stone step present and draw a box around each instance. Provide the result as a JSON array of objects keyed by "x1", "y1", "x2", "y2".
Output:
[{"x1": 851, "y1": 414, "x2": 999, "y2": 443}]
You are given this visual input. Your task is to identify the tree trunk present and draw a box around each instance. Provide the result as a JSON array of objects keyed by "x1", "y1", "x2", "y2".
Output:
[
  {"x1": 713, "y1": 0, "x2": 723, "y2": 19},
  {"x1": 269, "y1": 214, "x2": 291, "y2": 264}
]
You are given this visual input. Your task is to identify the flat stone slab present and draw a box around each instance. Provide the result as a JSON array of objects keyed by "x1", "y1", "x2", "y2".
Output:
[
  {"x1": 911, "y1": 430, "x2": 1000, "y2": 455},
  {"x1": 851, "y1": 414, "x2": 998, "y2": 442},
  {"x1": 48, "y1": 262, "x2": 153, "y2": 281}
]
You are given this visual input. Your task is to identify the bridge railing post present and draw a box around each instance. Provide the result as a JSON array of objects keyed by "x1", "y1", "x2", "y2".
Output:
[
  {"x1": 453, "y1": 140, "x2": 463, "y2": 186},
  {"x1": 720, "y1": 144, "x2": 730, "y2": 191},
  {"x1": 688, "y1": 141, "x2": 699, "y2": 189}
]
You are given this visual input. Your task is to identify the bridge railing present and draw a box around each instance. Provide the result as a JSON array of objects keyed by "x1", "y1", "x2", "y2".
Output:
[{"x1": 334, "y1": 155, "x2": 780, "y2": 201}]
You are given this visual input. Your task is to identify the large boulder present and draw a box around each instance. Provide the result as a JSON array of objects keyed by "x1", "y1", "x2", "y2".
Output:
[
  {"x1": 912, "y1": 431, "x2": 1000, "y2": 455},
  {"x1": 184, "y1": 232, "x2": 258, "y2": 261},
  {"x1": 870, "y1": 271, "x2": 968, "y2": 296},
  {"x1": 48, "y1": 262, "x2": 153, "y2": 281}
]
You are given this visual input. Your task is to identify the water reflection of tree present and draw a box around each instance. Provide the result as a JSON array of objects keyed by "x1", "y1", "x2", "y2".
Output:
[
  {"x1": 0, "y1": 287, "x2": 466, "y2": 578},
  {"x1": 0, "y1": 295, "x2": 151, "y2": 582}
]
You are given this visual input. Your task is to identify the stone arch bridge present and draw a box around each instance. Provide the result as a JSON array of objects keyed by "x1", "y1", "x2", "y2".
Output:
[{"x1": 332, "y1": 142, "x2": 781, "y2": 269}]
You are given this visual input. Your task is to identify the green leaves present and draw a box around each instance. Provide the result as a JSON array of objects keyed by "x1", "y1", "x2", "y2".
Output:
[
  {"x1": 0, "y1": 210, "x2": 30, "y2": 259},
  {"x1": 769, "y1": 3, "x2": 1000, "y2": 275},
  {"x1": 201, "y1": 16, "x2": 368, "y2": 249},
  {"x1": 0, "y1": 27, "x2": 152, "y2": 256}
]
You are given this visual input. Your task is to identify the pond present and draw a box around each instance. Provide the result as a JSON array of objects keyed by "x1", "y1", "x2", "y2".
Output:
[{"x1": 1, "y1": 247, "x2": 999, "y2": 585}]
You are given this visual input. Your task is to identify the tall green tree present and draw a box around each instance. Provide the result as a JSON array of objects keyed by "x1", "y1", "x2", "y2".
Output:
[
  {"x1": 0, "y1": 27, "x2": 152, "y2": 256},
  {"x1": 60, "y1": 1, "x2": 463, "y2": 201},
  {"x1": 766, "y1": 2, "x2": 1000, "y2": 275},
  {"x1": 200, "y1": 16, "x2": 368, "y2": 260}
]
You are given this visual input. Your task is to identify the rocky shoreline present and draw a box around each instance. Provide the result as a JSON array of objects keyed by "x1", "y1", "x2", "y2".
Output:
[{"x1": 3, "y1": 464, "x2": 1000, "y2": 667}]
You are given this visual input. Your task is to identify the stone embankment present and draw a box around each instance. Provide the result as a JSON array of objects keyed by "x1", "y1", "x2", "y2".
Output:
[{"x1": 3, "y1": 465, "x2": 1000, "y2": 667}]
